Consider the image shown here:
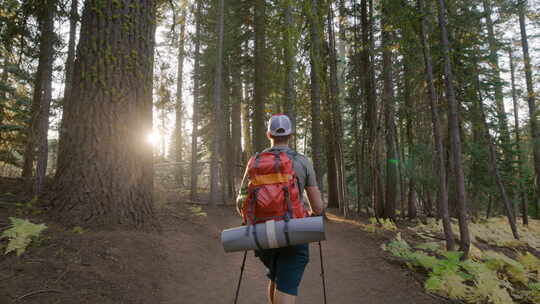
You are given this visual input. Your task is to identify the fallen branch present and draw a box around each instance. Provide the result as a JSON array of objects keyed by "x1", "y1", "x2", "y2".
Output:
[{"x1": 14, "y1": 289, "x2": 62, "y2": 302}]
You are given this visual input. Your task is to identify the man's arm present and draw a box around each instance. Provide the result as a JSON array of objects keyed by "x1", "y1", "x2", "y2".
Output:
[
  {"x1": 236, "y1": 166, "x2": 249, "y2": 216},
  {"x1": 302, "y1": 156, "x2": 324, "y2": 216},
  {"x1": 306, "y1": 186, "x2": 324, "y2": 216}
]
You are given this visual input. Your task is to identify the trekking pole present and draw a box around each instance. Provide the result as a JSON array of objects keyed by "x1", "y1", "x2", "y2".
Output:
[
  {"x1": 318, "y1": 241, "x2": 327, "y2": 304},
  {"x1": 234, "y1": 251, "x2": 248, "y2": 304}
]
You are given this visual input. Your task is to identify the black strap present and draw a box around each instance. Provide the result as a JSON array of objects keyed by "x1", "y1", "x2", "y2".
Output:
[
  {"x1": 283, "y1": 186, "x2": 293, "y2": 219},
  {"x1": 274, "y1": 152, "x2": 281, "y2": 173},
  {"x1": 248, "y1": 188, "x2": 258, "y2": 225},
  {"x1": 283, "y1": 186, "x2": 292, "y2": 247},
  {"x1": 248, "y1": 188, "x2": 263, "y2": 250},
  {"x1": 253, "y1": 221, "x2": 263, "y2": 250},
  {"x1": 284, "y1": 219, "x2": 291, "y2": 247}
]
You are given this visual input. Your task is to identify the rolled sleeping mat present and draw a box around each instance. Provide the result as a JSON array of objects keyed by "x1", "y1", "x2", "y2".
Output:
[{"x1": 221, "y1": 216, "x2": 325, "y2": 253}]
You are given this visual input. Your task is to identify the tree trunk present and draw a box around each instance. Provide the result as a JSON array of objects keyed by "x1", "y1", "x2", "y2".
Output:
[
  {"x1": 253, "y1": 0, "x2": 267, "y2": 153},
  {"x1": 230, "y1": 62, "x2": 243, "y2": 183},
  {"x1": 190, "y1": 2, "x2": 202, "y2": 202},
  {"x1": 482, "y1": 0, "x2": 512, "y2": 173},
  {"x1": 241, "y1": 98, "x2": 252, "y2": 158},
  {"x1": 418, "y1": 0, "x2": 454, "y2": 251},
  {"x1": 52, "y1": 0, "x2": 157, "y2": 229},
  {"x1": 518, "y1": 0, "x2": 540, "y2": 219},
  {"x1": 0, "y1": 59, "x2": 8, "y2": 140},
  {"x1": 509, "y1": 45, "x2": 528, "y2": 225},
  {"x1": 437, "y1": 0, "x2": 470, "y2": 257},
  {"x1": 361, "y1": 0, "x2": 377, "y2": 214},
  {"x1": 308, "y1": 0, "x2": 323, "y2": 189},
  {"x1": 381, "y1": 0, "x2": 397, "y2": 220},
  {"x1": 326, "y1": 2, "x2": 346, "y2": 213},
  {"x1": 284, "y1": 0, "x2": 296, "y2": 147},
  {"x1": 210, "y1": 0, "x2": 225, "y2": 205},
  {"x1": 175, "y1": 9, "x2": 187, "y2": 186},
  {"x1": 221, "y1": 63, "x2": 234, "y2": 202},
  {"x1": 350, "y1": 8, "x2": 363, "y2": 211},
  {"x1": 58, "y1": 0, "x2": 78, "y2": 142},
  {"x1": 23, "y1": 0, "x2": 55, "y2": 195},
  {"x1": 404, "y1": 63, "x2": 417, "y2": 219},
  {"x1": 473, "y1": 60, "x2": 519, "y2": 240}
]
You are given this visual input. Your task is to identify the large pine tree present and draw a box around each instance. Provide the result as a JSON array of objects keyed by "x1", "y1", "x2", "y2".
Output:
[{"x1": 53, "y1": 0, "x2": 157, "y2": 229}]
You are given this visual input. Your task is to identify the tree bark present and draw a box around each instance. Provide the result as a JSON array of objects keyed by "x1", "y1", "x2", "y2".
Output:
[
  {"x1": 23, "y1": 0, "x2": 55, "y2": 195},
  {"x1": 253, "y1": 0, "x2": 267, "y2": 153},
  {"x1": 509, "y1": 45, "x2": 528, "y2": 225},
  {"x1": 59, "y1": 0, "x2": 78, "y2": 142},
  {"x1": 308, "y1": 0, "x2": 323, "y2": 189},
  {"x1": 381, "y1": 0, "x2": 397, "y2": 220},
  {"x1": 210, "y1": 0, "x2": 225, "y2": 205},
  {"x1": 404, "y1": 63, "x2": 417, "y2": 219},
  {"x1": 518, "y1": 0, "x2": 540, "y2": 219},
  {"x1": 476, "y1": 85, "x2": 520, "y2": 239},
  {"x1": 482, "y1": 0, "x2": 512, "y2": 171},
  {"x1": 361, "y1": 0, "x2": 377, "y2": 214},
  {"x1": 230, "y1": 61, "x2": 243, "y2": 183},
  {"x1": 0, "y1": 59, "x2": 8, "y2": 139},
  {"x1": 52, "y1": 0, "x2": 157, "y2": 229},
  {"x1": 326, "y1": 2, "x2": 346, "y2": 213},
  {"x1": 283, "y1": 0, "x2": 296, "y2": 144},
  {"x1": 418, "y1": 0, "x2": 454, "y2": 251},
  {"x1": 190, "y1": 2, "x2": 202, "y2": 202},
  {"x1": 175, "y1": 9, "x2": 187, "y2": 186},
  {"x1": 437, "y1": 0, "x2": 470, "y2": 257}
]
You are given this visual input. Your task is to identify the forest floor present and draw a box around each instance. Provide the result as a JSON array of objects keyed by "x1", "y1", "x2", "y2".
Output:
[{"x1": 0, "y1": 178, "x2": 443, "y2": 304}]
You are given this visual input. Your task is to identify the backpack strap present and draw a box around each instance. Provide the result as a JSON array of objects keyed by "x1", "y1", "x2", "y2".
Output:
[
  {"x1": 246, "y1": 187, "x2": 263, "y2": 251},
  {"x1": 283, "y1": 185, "x2": 293, "y2": 247},
  {"x1": 273, "y1": 151, "x2": 281, "y2": 173},
  {"x1": 285, "y1": 150, "x2": 303, "y2": 197},
  {"x1": 285, "y1": 150, "x2": 298, "y2": 161},
  {"x1": 253, "y1": 152, "x2": 261, "y2": 169}
]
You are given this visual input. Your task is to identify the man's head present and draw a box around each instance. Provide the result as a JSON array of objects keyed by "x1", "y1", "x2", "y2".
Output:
[{"x1": 266, "y1": 114, "x2": 293, "y2": 146}]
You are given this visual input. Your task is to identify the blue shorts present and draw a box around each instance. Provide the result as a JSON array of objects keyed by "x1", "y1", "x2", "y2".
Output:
[{"x1": 255, "y1": 244, "x2": 310, "y2": 296}]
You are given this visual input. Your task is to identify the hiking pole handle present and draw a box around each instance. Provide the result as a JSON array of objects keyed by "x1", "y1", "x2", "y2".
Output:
[
  {"x1": 234, "y1": 251, "x2": 248, "y2": 304},
  {"x1": 318, "y1": 241, "x2": 327, "y2": 304}
]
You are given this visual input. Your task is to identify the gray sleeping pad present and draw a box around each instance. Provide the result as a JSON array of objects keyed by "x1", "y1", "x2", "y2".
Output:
[{"x1": 221, "y1": 216, "x2": 325, "y2": 253}]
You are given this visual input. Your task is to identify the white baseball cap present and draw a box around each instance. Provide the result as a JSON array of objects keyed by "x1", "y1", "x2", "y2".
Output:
[{"x1": 268, "y1": 114, "x2": 293, "y2": 136}]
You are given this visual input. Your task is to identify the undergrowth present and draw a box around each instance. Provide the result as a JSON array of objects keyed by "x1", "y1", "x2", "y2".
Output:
[
  {"x1": 409, "y1": 217, "x2": 540, "y2": 251},
  {"x1": 364, "y1": 217, "x2": 397, "y2": 233},
  {"x1": 0, "y1": 217, "x2": 47, "y2": 256},
  {"x1": 383, "y1": 231, "x2": 540, "y2": 303}
]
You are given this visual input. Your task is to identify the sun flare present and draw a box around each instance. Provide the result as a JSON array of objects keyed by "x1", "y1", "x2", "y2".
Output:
[{"x1": 147, "y1": 132, "x2": 160, "y2": 146}]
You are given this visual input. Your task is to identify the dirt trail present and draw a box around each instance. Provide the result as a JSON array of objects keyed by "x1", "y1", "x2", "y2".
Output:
[
  {"x1": 0, "y1": 189, "x2": 441, "y2": 304},
  {"x1": 159, "y1": 204, "x2": 439, "y2": 304}
]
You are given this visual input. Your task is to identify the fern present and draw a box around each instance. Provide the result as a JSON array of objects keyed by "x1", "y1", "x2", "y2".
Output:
[
  {"x1": 425, "y1": 272, "x2": 471, "y2": 300},
  {"x1": 525, "y1": 282, "x2": 540, "y2": 303},
  {"x1": 484, "y1": 251, "x2": 528, "y2": 285},
  {"x1": 461, "y1": 260, "x2": 514, "y2": 304},
  {"x1": 383, "y1": 232, "x2": 413, "y2": 259},
  {"x1": 415, "y1": 242, "x2": 442, "y2": 252},
  {"x1": 380, "y1": 218, "x2": 397, "y2": 231},
  {"x1": 0, "y1": 217, "x2": 47, "y2": 256},
  {"x1": 518, "y1": 252, "x2": 540, "y2": 281}
]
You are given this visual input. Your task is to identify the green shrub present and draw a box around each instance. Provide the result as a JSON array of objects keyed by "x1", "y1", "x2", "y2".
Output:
[
  {"x1": 383, "y1": 234, "x2": 539, "y2": 304},
  {"x1": 1, "y1": 217, "x2": 47, "y2": 256}
]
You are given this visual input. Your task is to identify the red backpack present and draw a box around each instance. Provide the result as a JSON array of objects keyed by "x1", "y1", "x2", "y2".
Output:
[{"x1": 242, "y1": 150, "x2": 306, "y2": 225}]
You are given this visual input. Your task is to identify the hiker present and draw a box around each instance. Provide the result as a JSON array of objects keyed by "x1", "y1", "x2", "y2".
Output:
[{"x1": 236, "y1": 114, "x2": 324, "y2": 304}]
